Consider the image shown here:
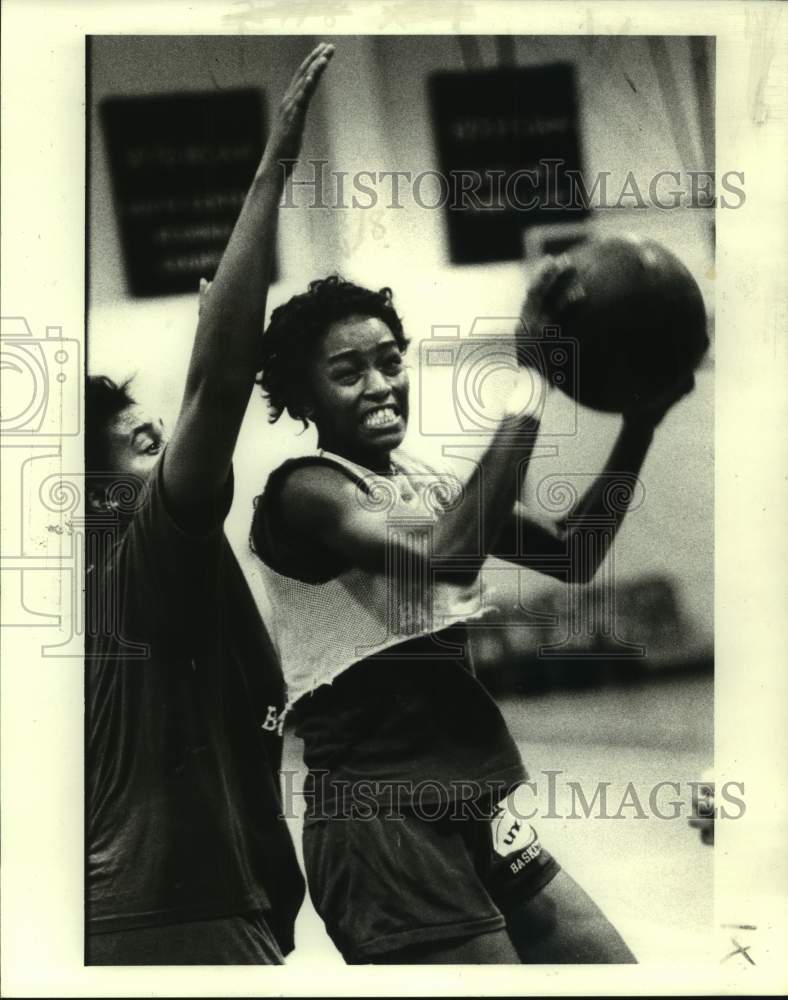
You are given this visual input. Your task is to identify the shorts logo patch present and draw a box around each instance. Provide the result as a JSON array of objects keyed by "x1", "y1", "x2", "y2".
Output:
[{"x1": 491, "y1": 793, "x2": 542, "y2": 861}]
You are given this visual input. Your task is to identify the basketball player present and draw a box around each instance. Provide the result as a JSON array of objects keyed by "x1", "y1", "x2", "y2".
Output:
[
  {"x1": 85, "y1": 43, "x2": 334, "y2": 964},
  {"x1": 249, "y1": 267, "x2": 693, "y2": 964}
]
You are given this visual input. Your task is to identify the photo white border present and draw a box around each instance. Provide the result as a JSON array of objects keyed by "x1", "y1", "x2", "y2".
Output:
[{"x1": 2, "y1": 1, "x2": 786, "y2": 995}]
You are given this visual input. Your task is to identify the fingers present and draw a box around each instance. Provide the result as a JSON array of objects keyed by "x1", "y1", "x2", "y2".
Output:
[
  {"x1": 265, "y1": 44, "x2": 334, "y2": 171},
  {"x1": 624, "y1": 373, "x2": 694, "y2": 428},
  {"x1": 295, "y1": 44, "x2": 326, "y2": 77},
  {"x1": 290, "y1": 43, "x2": 333, "y2": 100},
  {"x1": 296, "y1": 44, "x2": 334, "y2": 103},
  {"x1": 502, "y1": 365, "x2": 550, "y2": 422},
  {"x1": 529, "y1": 255, "x2": 563, "y2": 293},
  {"x1": 198, "y1": 277, "x2": 212, "y2": 316},
  {"x1": 547, "y1": 268, "x2": 585, "y2": 314},
  {"x1": 658, "y1": 372, "x2": 695, "y2": 416},
  {"x1": 523, "y1": 255, "x2": 585, "y2": 330},
  {"x1": 291, "y1": 42, "x2": 332, "y2": 83},
  {"x1": 529, "y1": 255, "x2": 576, "y2": 302},
  {"x1": 278, "y1": 45, "x2": 333, "y2": 133}
]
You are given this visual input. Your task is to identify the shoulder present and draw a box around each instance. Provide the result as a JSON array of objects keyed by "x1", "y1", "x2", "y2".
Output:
[
  {"x1": 251, "y1": 456, "x2": 361, "y2": 583},
  {"x1": 268, "y1": 455, "x2": 367, "y2": 519},
  {"x1": 101, "y1": 455, "x2": 231, "y2": 578}
]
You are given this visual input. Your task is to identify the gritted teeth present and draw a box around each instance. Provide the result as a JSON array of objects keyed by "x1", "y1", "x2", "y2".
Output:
[{"x1": 362, "y1": 405, "x2": 399, "y2": 429}]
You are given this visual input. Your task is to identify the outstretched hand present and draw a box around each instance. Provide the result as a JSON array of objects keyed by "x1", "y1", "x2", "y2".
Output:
[
  {"x1": 623, "y1": 372, "x2": 696, "y2": 429},
  {"x1": 515, "y1": 255, "x2": 582, "y2": 416},
  {"x1": 198, "y1": 277, "x2": 212, "y2": 316},
  {"x1": 521, "y1": 254, "x2": 697, "y2": 429},
  {"x1": 263, "y1": 42, "x2": 334, "y2": 175},
  {"x1": 517, "y1": 254, "x2": 586, "y2": 377},
  {"x1": 520, "y1": 254, "x2": 586, "y2": 338},
  {"x1": 167, "y1": 46, "x2": 333, "y2": 517}
]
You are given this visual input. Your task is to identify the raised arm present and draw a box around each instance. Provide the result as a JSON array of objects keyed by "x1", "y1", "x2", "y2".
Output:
[
  {"x1": 163, "y1": 43, "x2": 334, "y2": 518},
  {"x1": 488, "y1": 259, "x2": 695, "y2": 583},
  {"x1": 490, "y1": 413, "x2": 661, "y2": 583}
]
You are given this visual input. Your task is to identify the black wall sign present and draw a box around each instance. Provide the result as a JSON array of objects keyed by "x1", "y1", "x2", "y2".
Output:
[
  {"x1": 101, "y1": 89, "x2": 268, "y2": 297},
  {"x1": 428, "y1": 63, "x2": 587, "y2": 264}
]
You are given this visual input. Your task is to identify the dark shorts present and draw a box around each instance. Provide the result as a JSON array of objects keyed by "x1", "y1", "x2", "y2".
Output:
[
  {"x1": 86, "y1": 910, "x2": 284, "y2": 965},
  {"x1": 303, "y1": 786, "x2": 561, "y2": 962}
]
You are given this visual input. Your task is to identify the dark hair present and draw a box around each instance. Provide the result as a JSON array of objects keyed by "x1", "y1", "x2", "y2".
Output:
[
  {"x1": 257, "y1": 274, "x2": 408, "y2": 426},
  {"x1": 86, "y1": 375, "x2": 136, "y2": 475}
]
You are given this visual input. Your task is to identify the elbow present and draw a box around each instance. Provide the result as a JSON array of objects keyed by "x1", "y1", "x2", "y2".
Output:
[
  {"x1": 565, "y1": 563, "x2": 596, "y2": 586},
  {"x1": 565, "y1": 547, "x2": 606, "y2": 585},
  {"x1": 433, "y1": 564, "x2": 483, "y2": 588},
  {"x1": 562, "y1": 550, "x2": 601, "y2": 587},
  {"x1": 431, "y1": 528, "x2": 485, "y2": 586}
]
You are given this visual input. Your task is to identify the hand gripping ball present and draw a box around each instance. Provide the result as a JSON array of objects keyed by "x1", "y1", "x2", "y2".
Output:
[{"x1": 541, "y1": 236, "x2": 709, "y2": 413}]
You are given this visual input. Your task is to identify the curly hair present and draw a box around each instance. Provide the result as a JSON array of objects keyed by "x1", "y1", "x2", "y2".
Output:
[
  {"x1": 86, "y1": 375, "x2": 136, "y2": 475},
  {"x1": 257, "y1": 274, "x2": 408, "y2": 425}
]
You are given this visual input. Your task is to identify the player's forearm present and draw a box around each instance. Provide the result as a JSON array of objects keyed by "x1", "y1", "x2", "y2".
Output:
[
  {"x1": 184, "y1": 43, "x2": 333, "y2": 401},
  {"x1": 161, "y1": 45, "x2": 332, "y2": 511},
  {"x1": 559, "y1": 417, "x2": 655, "y2": 581},
  {"x1": 568, "y1": 417, "x2": 653, "y2": 524},
  {"x1": 432, "y1": 413, "x2": 541, "y2": 570},
  {"x1": 184, "y1": 161, "x2": 283, "y2": 397},
  {"x1": 434, "y1": 367, "x2": 548, "y2": 570}
]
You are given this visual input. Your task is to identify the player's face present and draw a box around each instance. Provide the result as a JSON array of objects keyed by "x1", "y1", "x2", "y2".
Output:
[
  {"x1": 306, "y1": 315, "x2": 409, "y2": 467},
  {"x1": 106, "y1": 404, "x2": 167, "y2": 483}
]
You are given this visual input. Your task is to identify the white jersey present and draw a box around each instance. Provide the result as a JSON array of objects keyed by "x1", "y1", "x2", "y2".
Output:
[{"x1": 252, "y1": 449, "x2": 495, "y2": 705}]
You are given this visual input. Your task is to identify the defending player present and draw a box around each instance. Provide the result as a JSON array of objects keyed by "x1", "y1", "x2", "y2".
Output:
[
  {"x1": 85, "y1": 44, "x2": 334, "y2": 964},
  {"x1": 249, "y1": 266, "x2": 692, "y2": 964}
]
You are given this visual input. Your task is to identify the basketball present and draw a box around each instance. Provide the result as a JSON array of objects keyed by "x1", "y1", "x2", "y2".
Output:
[{"x1": 537, "y1": 236, "x2": 709, "y2": 414}]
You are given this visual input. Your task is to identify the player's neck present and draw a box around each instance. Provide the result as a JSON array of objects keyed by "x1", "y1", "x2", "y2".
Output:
[{"x1": 317, "y1": 437, "x2": 394, "y2": 475}]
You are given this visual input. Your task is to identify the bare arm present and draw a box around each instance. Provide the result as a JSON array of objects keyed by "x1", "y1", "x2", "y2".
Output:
[
  {"x1": 489, "y1": 416, "x2": 657, "y2": 583},
  {"x1": 487, "y1": 254, "x2": 695, "y2": 581},
  {"x1": 486, "y1": 254, "x2": 696, "y2": 583},
  {"x1": 162, "y1": 43, "x2": 334, "y2": 516},
  {"x1": 277, "y1": 262, "x2": 578, "y2": 579},
  {"x1": 281, "y1": 399, "x2": 544, "y2": 582}
]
